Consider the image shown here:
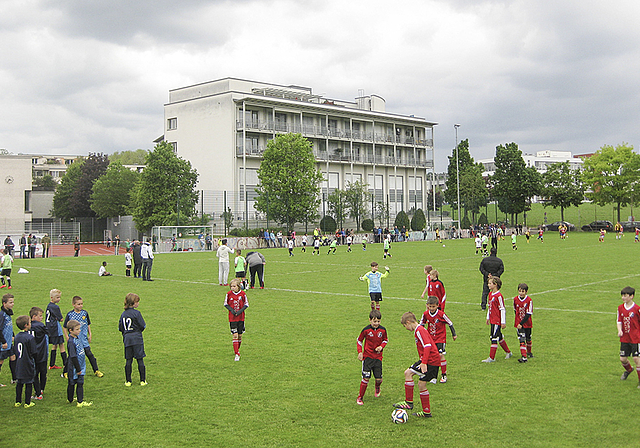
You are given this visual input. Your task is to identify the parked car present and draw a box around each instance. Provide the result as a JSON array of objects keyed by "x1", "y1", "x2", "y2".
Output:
[
  {"x1": 581, "y1": 220, "x2": 614, "y2": 232},
  {"x1": 543, "y1": 221, "x2": 575, "y2": 232},
  {"x1": 621, "y1": 221, "x2": 640, "y2": 232}
]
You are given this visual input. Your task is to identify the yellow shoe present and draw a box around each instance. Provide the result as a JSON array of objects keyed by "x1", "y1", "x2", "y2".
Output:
[
  {"x1": 94, "y1": 370, "x2": 104, "y2": 378},
  {"x1": 77, "y1": 401, "x2": 93, "y2": 407},
  {"x1": 124, "y1": 382, "x2": 132, "y2": 387},
  {"x1": 14, "y1": 402, "x2": 21, "y2": 407},
  {"x1": 24, "y1": 402, "x2": 35, "y2": 408},
  {"x1": 140, "y1": 381, "x2": 148, "y2": 386}
]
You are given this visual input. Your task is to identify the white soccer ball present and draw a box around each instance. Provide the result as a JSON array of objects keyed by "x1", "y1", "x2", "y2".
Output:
[
  {"x1": 391, "y1": 408, "x2": 408, "y2": 424},
  {"x1": 442, "y1": 244, "x2": 446, "y2": 247}
]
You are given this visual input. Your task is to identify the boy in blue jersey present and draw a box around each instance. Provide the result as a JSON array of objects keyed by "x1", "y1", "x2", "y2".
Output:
[
  {"x1": 0, "y1": 293, "x2": 17, "y2": 386},
  {"x1": 66, "y1": 320, "x2": 92, "y2": 407},
  {"x1": 360, "y1": 262, "x2": 390, "y2": 311},
  {"x1": 29, "y1": 307, "x2": 48, "y2": 399},
  {"x1": 14, "y1": 315, "x2": 36, "y2": 407},
  {"x1": 119, "y1": 293, "x2": 147, "y2": 386},
  {"x1": 63, "y1": 296, "x2": 103, "y2": 378},
  {"x1": 46, "y1": 289, "x2": 66, "y2": 370}
]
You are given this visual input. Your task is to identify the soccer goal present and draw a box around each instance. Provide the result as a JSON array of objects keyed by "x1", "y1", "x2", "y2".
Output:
[{"x1": 150, "y1": 226, "x2": 214, "y2": 254}]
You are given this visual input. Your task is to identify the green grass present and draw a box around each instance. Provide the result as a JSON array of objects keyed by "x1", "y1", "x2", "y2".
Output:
[{"x1": 1, "y1": 233, "x2": 636, "y2": 447}]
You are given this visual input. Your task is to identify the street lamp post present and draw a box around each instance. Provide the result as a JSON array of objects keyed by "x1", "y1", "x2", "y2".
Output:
[{"x1": 454, "y1": 124, "x2": 461, "y2": 233}]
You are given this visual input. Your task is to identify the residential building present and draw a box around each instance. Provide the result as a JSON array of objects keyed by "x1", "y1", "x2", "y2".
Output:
[
  {"x1": 162, "y1": 78, "x2": 437, "y2": 224},
  {"x1": 479, "y1": 150, "x2": 584, "y2": 176}
]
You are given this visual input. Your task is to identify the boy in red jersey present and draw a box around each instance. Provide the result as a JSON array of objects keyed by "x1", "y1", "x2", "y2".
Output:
[
  {"x1": 224, "y1": 278, "x2": 249, "y2": 361},
  {"x1": 513, "y1": 283, "x2": 533, "y2": 363},
  {"x1": 420, "y1": 265, "x2": 433, "y2": 300},
  {"x1": 356, "y1": 310, "x2": 388, "y2": 405},
  {"x1": 427, "y1": 269, "x2": 446, "y2": 311},
  {"x1": 393, "y1": 312, "x2": 441, "y2": 418},
  {"x1": 482, "y1": 276, "x2": 512, "y2": 362},
  {"x1": 420, "y1": 296, "x2": 456, "y2": 383},
  {"x1": 617, "y1": 286, "x2": 640, "y2": 386}
]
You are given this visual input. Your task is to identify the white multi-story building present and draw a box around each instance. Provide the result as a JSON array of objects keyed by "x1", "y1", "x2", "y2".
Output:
[
  {"x1": 162, "y1": 78, "x2": 437, "y2": 223},
  {"x1": 479, "y1": 150, "x2": 584, "y2": 176}
]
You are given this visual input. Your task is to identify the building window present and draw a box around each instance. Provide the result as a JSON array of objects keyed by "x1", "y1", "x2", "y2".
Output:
[
  {"x1": 170, "y1": 142, "x2": 177, "y2": 153},
  {"x1": 24, "y1": 191, "x2": 31, "y2": 212},
  {"x1": 167, "y1": 118, "x2": 177, "y2": 130}
]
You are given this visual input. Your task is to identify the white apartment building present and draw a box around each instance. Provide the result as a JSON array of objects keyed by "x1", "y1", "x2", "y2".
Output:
[
  {"x1": 479, "y1": 150, "x2": 584, "y2": 176},
  {"x1": 163, "y1": 78, "x2": 437, "y2": 222}
]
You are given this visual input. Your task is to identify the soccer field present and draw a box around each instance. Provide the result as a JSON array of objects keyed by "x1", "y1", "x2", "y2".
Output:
[{"x1": 1, "y1": 232, "x2": 636, "y2": 447}]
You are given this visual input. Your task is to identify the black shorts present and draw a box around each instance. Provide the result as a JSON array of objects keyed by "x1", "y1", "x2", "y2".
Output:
[
  {"x1": 0, "y1": 347, "x2": 15, "y2": 360},
  {"x1": 124, "y1": 344, "x2": 146, "y2": 360},
  {"x1": 620, "y1": 342, "x2": 640, "y2": 358},
  {"x1": 517, "y1": 327, "x2": 532, "y2": 342},
  {"x1": 409, "y1": 361, "x2": 439, "y2": 383},
  {"x1": 436, "y1": 342, "x2": 446, "y2": 354},
  {"x1": 362, "y1": 357, "x2": 383, "y2": 379},
  {"x1": 230, "y1": 321, "x2": 245, "y2": 335},
  {"x1": 369, "y1": 292, "x2": 383, "y2": 302},
  {"x1": 49, "y1": 335, "x2": 64, "y2": 346},
  {"x1": 1, "y1": 269, "x2": 10, "y2": 277},
  {"x1": 490, "y1": 324, "x2": 504, "y2": 341},
  {"x1": 235, "y1": 271, "x2": 245, "y2": 278},
  {"x1": 68, "y1": 374, "x2": 85, "y2": 386}
]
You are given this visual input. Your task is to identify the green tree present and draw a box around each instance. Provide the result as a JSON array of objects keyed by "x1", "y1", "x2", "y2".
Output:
[
  {"x1": 90, "y1": 162, "x2": 140, "y2": 218},
  {"x1": 344, "y1": 180, "x2": 369, "y2": 231},
  {"x1": 394, "y1": 210, "x2": 410, "y2": 230},
  {"x1": 33, "y1": 175, "x2": 57, "y2": 190},
  {"x1": 130, "y1": 142, "x2": 199, "y2": 231},
  {"x1": 70, "y1": 153, "x2": 110, "y2": 217},
  {"x1": 52, "y1": 159, "x2": 84, "y2": 220},
  {"x1": 459, "y1": 164, "x2": 488, "y2": 224},
  {"x1": 581, "y1": 143, "x2": 640, "y2": 223},
  {"x1": 541, "y1": 161, "x2": 585, "y2": 221},
  {"x1": 492, "y1": 142, "x2": 542, "y2": 224},
  {"x1": 327, "y1": 189, "x2": 348, "y2": 230},
  {"x1": 411, "y1": 208, "x2": 426, "y2": 230},
  {"x1": 254, "y1": 134, "x2": 323, "y2": 232},
  {"x1": 375, "y1": 201, "x2": 389, "y2": 227},
  {"x1": 109, "y1": 149, "x2": 149, "y2": 165},
  {"x1": 320, "y1": 215, "x2": 337, "y2": 233}
]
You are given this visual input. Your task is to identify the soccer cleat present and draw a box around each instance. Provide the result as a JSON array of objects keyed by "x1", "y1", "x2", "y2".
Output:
[
  {"x1": 260, "y1": 286, "x2": 264, "y2": 289},
  {"x1": 621, "y1": 371, "x2": 632, "y2": 380},
  {"x1": 49, "y1": 365, "x2": 62, "y2": 370},
  {"x1": 124, "y1": 382, "x2": 132, "y2": 387},
  {"x1": 527, "y1": 353, "x2": 534, "y2": 358},
  {"x1": 234, "y1": 354, "x2": 240, "y2": 361},
  {"x1": 63, "y1": 373, "x2": 67, "y2": 378},
  {"x1": 140, "y1": 381, "x2": 148, "y2": 386},
  {"x1": 11, "y1": 379, "x2": 17, "y2": 384},
  {"x1": 481, "y1": 358, "x2": 495, "y2": 363},
  {"x1": 374, "y1": 389, "x2": 381, "y2": 398},
  {"x1": 440, "y1": 375, "x2": 447, "y2": 383},
  {"x1": 518, "y1": 357, "x2": 528, "y2": 363},
  {"x1": 32, "y1": 395, "x2": 43, "y2": 400},
  {"x1": 356, "y1": 397, "x2": 364, "y2": 405},
  {"x1": 393, "y1": 401, "x2": 414, "y2": 410},
  {"x1": 412, "y1": 411, "x2": 432, "y2": 418},
  {"x1": 77, "y1": 401, "x2": 93, "y2": 407},
  {"x1": 505, "y1": 352, "x2": 513, "y2": 359},
  {"x1": 94, "y1": 370, "x2": 104, "y2": 378},
  {"x1": 0, "y1": 384, "x2": 6, "y2": 387},
  {"x1": 14, "y1": 402, "x2": 21, "y2": 407},
  {"x1": 430, "y1": 378, "x2": 437, "y2": 384},
  {"x1": 0, "y1": 285, "x2": 5, "y2": 289},
  {"x1": 7, "y1": 286, "x2": 11, "y2": 289},
  {"x1": 24, "y1": 402, "x2": 35, "y2": 408}
]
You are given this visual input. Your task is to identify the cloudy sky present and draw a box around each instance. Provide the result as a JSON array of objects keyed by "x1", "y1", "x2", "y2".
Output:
[{"x1": 2, "y1": 0, "x2": 639, "y2": 170}]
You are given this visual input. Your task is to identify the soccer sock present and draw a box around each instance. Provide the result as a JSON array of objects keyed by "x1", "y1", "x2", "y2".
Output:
[
  {"x1": 1, "y1": 278, "x2": 4, "y2": 285},
  {"x1": 61, "y1": 351, "x2": 68, "y2": 367},
  {"x1": 441, "y1": 360, "x2": 447, "y2": 375},
  {"x1": 87, "y1": 351, "x2": 99, "y2": 372},
  {"x1": 9, "y1": 358, "x2": 16, "y2": 380},
  {"x1": 16, "y1": 382, "x2": 22, "y2": 403},
  {"x1": 238, "y1": 338, "x2": 242, "y2": 350},
  {"x1": 25, "y1": 384, "x2": 32, "y2": 405},
  {"x1": 359, "y1": 379, "x2": 368, "y2": 398},
  {"x1": 527, "y1": 341, "x2": 532, "y2": 354},
  {"x1": 375, "y1": 378, "x2": 382, "y2": 393},
  {"x1": 40, "y1": 364, "x2": 47, "y2": 392},
  {"x1": 499, "y1": 339, "x2": 510, "y2": 353},
  {"x1": 520, "y1": 342, "x2": 528, "y2": 358},
  {"x1": 636, "y1": 367, "x2": 640, "y2": 382},
  {"x1": 7, "y1": 277, "x2": 10, "y2": 287},
  {"x1": 489, "y1": 344, "x2": 498, "y2": 360},
  {"x1": 371, "y1": 302, "x2": 375, "y2": 311},
  {"x1": 233, "y1": 339, "x2": 240, "y2": 355},
  {"x1": 623, "y1": 361, "x2": 633, "y2": 372},
  {"x1": 50, "y1": 350, "x2": 57, "y2": 367},
  {"x1": 67, "y1": 383, "x2": 74, "y2": 403},
  {"x1": 419, "y1": 389, "x2": 430, "y2": 413},
  {"x1": 375, "y1": 303, "x2": 380, "y2": 311},
  {"x1": 125, "y1": 360, "x2": 133, "y2": 382},
  {"x1": 77, "y1": 382, "x2": 84, "y2": 403},
  {"x1": 137, "y1": 359, "x2": 146, "y2": 382},
  {"x1": 404, "y1": 380, "x2": 414, "y2": 402}
]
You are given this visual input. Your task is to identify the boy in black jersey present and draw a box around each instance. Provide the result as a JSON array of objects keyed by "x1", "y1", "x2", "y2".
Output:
[
  {"x1": 29, "y1": 307, "x2": 48, "y2": 398},
  {"x1": 14, "y1": 315, "x2": 36, "y2": 407}
]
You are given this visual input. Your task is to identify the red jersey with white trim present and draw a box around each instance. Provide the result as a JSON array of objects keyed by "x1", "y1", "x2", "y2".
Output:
[
  {"x1": 513, "y1": 295, "x2": 533, "y2": 328},
  {"x1": 420, "y1": 310, "x2": 454, "y2": 343},
  {"x1": 617, "y1": 302, "x2": 640, "y2": 343},
  {"x1": 357, "y1": 324, "x2": 388, "y2": 360},
  {"x1": 224, "y1": 290, "x2": 248, "y2": 322},
  {"x1": 414, "y1": 324, "x2": 441, "y2": 366},
  {"x1": 487, "y1": 290, "x2": 506, "y2": 325},
  {"x1": 428, "y1": 279, "x2": 446, "y2": 311}
]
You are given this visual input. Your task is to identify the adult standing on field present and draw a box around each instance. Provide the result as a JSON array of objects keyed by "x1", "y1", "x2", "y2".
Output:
[
  {"x1": 479, "y1": 247, "x2": 504, "y2": 311},
  {"x1": 132, "y1": 240, "x2": 142, "y2": 278},
  {"x1": 246, "y1": 251, "x2": 266, "y2": 289},
  {"x1": 141, "y1": 238, "x2": 154, "y2": 281},
  {"x1": 216, "y1": 239, "x2": 234, "y2": 286},
  {"x1": 41, "y1": 233, "x2": 50, "y2": 258}
]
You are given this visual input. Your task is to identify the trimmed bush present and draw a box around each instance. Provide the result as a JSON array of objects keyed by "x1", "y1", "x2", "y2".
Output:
[
  {"x1": 394, "y1": 210, "x2": 410, "y2": 230},
  {"x1": 320, "y1": 215, "x2": 337, "y2": 233},
  {"x1": 411, "y1": 209, "x2": 426, "y2": 231},
  {"x1": 478, "y1": 213, "x2": 489, "y2": 226},
  {"x1": 361, "y1": 218, "x2": 374, "y2": 232}
]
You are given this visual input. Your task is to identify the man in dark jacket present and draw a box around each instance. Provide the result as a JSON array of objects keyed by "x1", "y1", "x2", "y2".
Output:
[
  {"x1": 132, "y1": 240, "x2": 143, "y2": 278},
  {"x1": 245, "y1": 251, "x2": 266, "y2": 289},
  {"x1": 479, "y1": 247, "x2": 504, "y2": 310}
]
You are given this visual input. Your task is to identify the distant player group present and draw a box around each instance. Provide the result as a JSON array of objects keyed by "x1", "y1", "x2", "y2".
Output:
[{"x1": 1, "y1": 289, "x2": 146, "y2": 408}]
